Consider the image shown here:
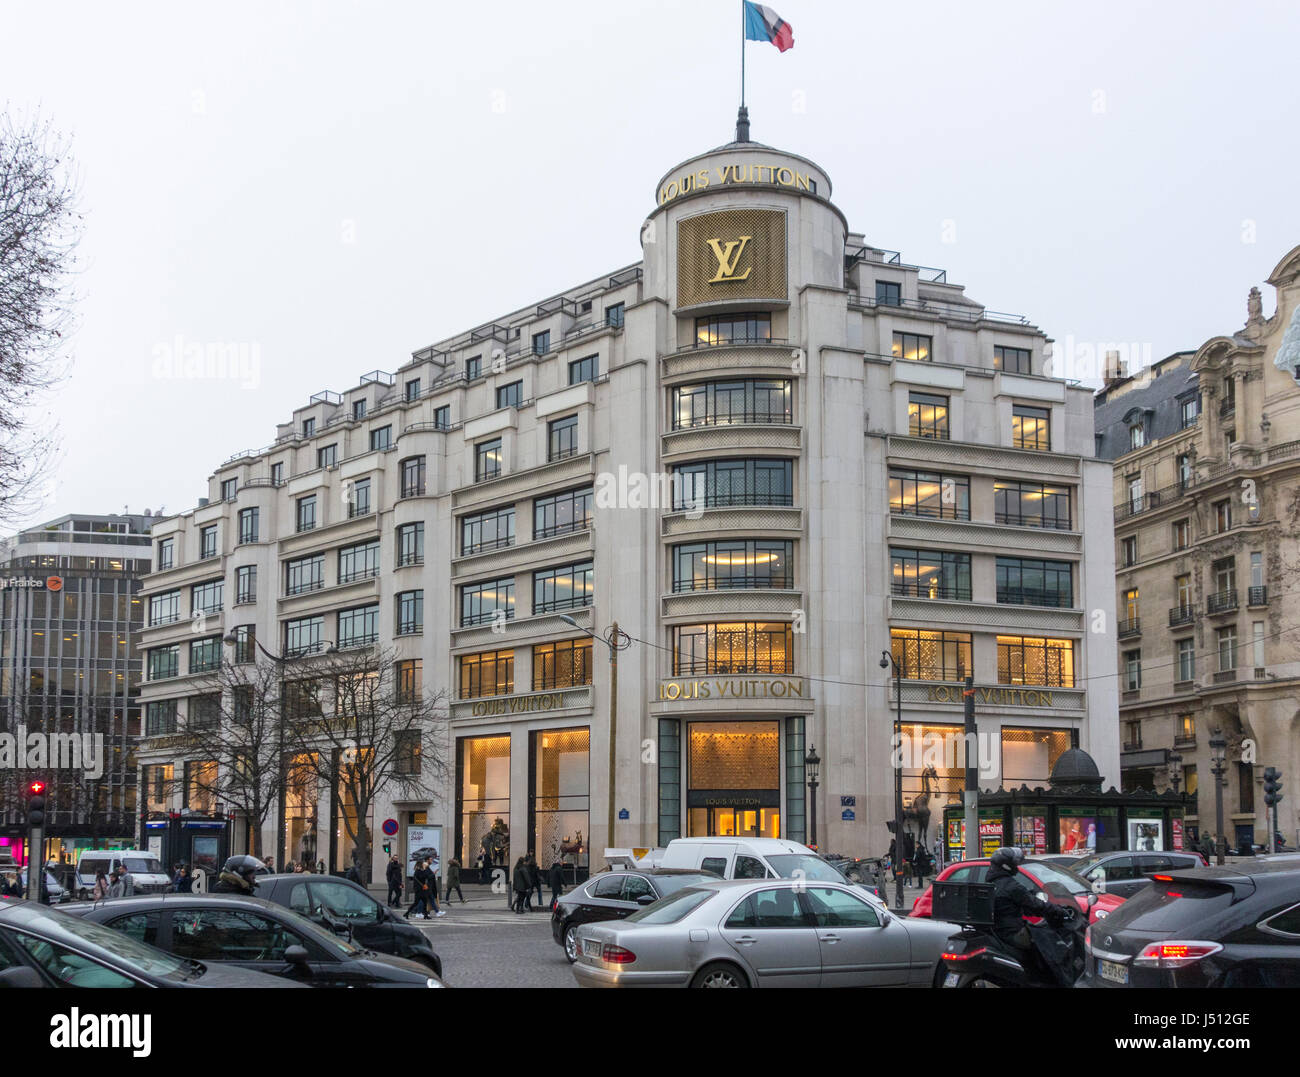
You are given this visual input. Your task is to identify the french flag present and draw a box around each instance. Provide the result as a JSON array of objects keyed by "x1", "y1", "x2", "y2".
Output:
[{"x1": 743, "y1": 2, "x2": 794, "y2": 52}]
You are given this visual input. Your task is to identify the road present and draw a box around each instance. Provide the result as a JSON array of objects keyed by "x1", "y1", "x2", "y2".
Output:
[{"x1": 410, "y1": 902, "x2": 578, "y2": 988}]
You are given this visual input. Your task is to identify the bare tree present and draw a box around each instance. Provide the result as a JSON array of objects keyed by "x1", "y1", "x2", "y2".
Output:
[
  {"x1": 285, "y1": 645, "x2": 449, "y2": 883},
  {"x1": 0, "y1": 110, "x2": 80, "y2": 525}
]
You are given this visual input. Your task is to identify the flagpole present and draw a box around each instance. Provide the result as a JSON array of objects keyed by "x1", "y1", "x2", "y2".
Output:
[{"x1": 740, "y1": 0, "x2": 746, "y2": 108}]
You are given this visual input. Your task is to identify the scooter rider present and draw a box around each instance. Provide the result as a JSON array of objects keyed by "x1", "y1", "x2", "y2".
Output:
[{"x1": 987, "y1": 846, "x2": 1066, "y2": 960}]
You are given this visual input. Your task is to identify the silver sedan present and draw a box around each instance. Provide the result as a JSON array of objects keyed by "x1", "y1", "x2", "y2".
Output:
[{"x1": 570, "y1": 878, "x2": 959, "y2": 988}]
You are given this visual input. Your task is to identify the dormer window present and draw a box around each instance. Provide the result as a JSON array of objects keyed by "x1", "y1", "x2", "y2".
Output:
[
  {"x1": 1129, "y1": 424, "x2": 1145, "y2": 450},
  {"x1": 353, "y1": 399, "x2": 367, "y2": 421}
]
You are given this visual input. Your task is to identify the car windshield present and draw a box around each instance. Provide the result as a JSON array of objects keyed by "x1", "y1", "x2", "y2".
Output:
[
  {"x1": 1112, "y1": 879, "x2": 1236, "y2": 931},
  {"x1": 625, "y1": 888, "x2": 717, "y2": 924},
  {"x1": 1026, "y1": 862, "x2": 1088, "y2": 896},
  {"x1": 766, "y1": 855, "x2": 848, "y2": 883},
  {"x1": 4, "y1": 904, "x2": 191, "y2": 980},
  {"x1": 123, "y1": 858, "x2": 164, "y2": 875},
  {"x1": 652, "y1": 874, "x2": 718, "y2": 897}
]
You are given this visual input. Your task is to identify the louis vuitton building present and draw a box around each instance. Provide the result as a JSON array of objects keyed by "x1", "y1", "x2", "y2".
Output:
[{"x1": 134, "y1": 120, "x2": 1119, "y2": 879}]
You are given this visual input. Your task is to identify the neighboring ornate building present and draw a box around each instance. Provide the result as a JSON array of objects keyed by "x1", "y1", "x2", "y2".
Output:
[{"x1": 1095, "y1": 246, "x2": 1300, "y2": 850}]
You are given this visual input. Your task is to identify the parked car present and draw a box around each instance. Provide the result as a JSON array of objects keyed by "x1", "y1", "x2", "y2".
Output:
[
  {"x1": 74, "y1": 849, "x2": 171, "y2": 897},
  {"x1": 245, "y1": 873, "x2": 442, "y2": 977},
  {"x1": 0, "y1": 898, "x2": 301, "y2": 987},
  {"x1": 1081, "y1": 859, "x2": 1300, "y2": 988},
  {"x1": 1071, "y1": 850, "x2": 1207, "y2": 898},
  {"x1": 65, "y1": 894, "x2": 444, "y2": 988},
  {"x1": 18, "y1": 869, "x2": 68, "y2": 904},
  {"x1": 910, "y1": 857, "x2": 1124, "y2": 925},
  {"x1": 552, "y1": 869, "x2": 720, "y2": 962},
  {"x1": 658, "y1": 837, "x2": 886, "y2": 901},
  {"x1": 570, "y1": 878, "x2": 959, "y2": 988}
]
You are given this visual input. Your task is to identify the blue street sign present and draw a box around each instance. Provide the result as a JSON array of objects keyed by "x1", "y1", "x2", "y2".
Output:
[
  {"x1": 618, "y1": 809, "x2": 630, "y2": 820},
  {"x1": 840, "y1": 796, "x2": 856, "y2": 807},
  {"x1": 842, "y1": 809, "x2": 855, "y2": 821}
]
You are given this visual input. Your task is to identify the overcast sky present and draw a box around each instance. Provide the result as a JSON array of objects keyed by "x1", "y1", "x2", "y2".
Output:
[{"x1": 5, "y1": 0, "x2": 1299, "y2": 529}]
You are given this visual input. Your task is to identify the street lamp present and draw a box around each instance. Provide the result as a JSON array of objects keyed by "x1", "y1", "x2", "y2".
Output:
[
  {"x1": 1209, "y1": 727, "x2": 1227, "y2": 866},
  {"x1": 805, "y1": 746, "x2": 820, "y2": 851},
  {"x1": 1167, "y1": 750, "x2": 1183, "y2": 794},
  {"x1": 559, "y1": 615, "x2": 631, "y2": 853},
  {"x1": 880, "y1": 650, "x2": 906, "y2": 910}
]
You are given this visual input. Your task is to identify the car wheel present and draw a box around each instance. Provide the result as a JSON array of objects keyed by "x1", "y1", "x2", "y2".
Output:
[
  {"x1": 563, "y1": 924, "x2": 580, "y2": 964},
  {"x1": 690, "y1": 962, "x2": 749, "y2": 989},
  {"x1": 413, "y1": 953, "x2": 443, "y2": 979}
]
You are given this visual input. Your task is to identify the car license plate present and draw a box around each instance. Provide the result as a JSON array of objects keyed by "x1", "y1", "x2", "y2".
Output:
[
  {"x1": 1099, "y1": 959, "x2": 1128, "y2": 984},
  {"x1": 580, "y1": 938, "x2": 601, "y2": 964},
  {"x1": 943, "y1": 972, "x2": 960, "y2": 988}
]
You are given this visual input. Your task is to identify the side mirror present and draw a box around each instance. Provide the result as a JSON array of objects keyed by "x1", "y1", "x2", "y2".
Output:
[
  {"x1": 1087, "y1": 892, "x2": 1099, "y2": 908},
  {"x1": 1036, "y1": 891, "x2": 1050, "y2": 904},
  {"x1": 0, "y1": 966, "x2": 44, "y2": 988},
  {"x1": 284, "y1": 945, "x2": 311, "y2": 967},
  {"x1": 636, "y1": 894, "x2": 656, "y2": 906}
]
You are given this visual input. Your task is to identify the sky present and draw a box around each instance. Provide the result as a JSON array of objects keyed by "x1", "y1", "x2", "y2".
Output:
[{"x1": 4, "y1": 0, "x2": 1299, "y2": 528}]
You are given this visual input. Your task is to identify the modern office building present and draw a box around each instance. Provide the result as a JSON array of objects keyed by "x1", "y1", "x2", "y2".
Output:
[
  {"x1": 0, "y1": 512, "x2": 154, "y2": 862},
  {"x1": 1095, "y1": 251, "x2": 1300, "y2": 850},
  {"x1": 136, "y1": 119, "x2": 1119, "y2": 879}
]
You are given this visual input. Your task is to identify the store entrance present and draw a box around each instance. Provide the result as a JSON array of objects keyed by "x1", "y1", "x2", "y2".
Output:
[{"x1": 687, "y1": 806, "x2": 779, "y2": 838}]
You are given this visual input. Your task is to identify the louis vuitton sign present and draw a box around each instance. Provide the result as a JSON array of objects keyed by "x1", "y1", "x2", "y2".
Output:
[{"x1": 677, "y1": 208, "x2": 787, "y2": 308}]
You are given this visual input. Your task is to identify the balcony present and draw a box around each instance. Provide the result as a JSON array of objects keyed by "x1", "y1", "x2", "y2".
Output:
[
  {"x1": 1169, "y1": 605, "x2": 1197, "y2": 627},
  {"x1": 671, "y1": 409, "x2": 794, "y2": 431},
  {"x1": 1114, "y1": 480, "x2": 1194, "y2": 522},
  {"x1": 1117, "y1": 618, "x2": 1141, "y2": 639},
  {"x1": 1247, "y1": 586, "x2": 1268, "y2": 606},
  {"x1": 1219, "y1": 398, "x2": 1236, "y2": 418},
  {"x1": 892, "y1": 582, "x2": 971, "y2": 602},
  {"x1": 676, "y1": 575, "x2": 795, "y2": 594},
  {"x1": 1206, "y1": 590, "x2": 1238, "y2": 615},
  {"x1": 996, "y1": 588, "x2": 1074, "y2": 609},
  {"x1": 1212, "y1": 668, "x2": 1238, "y2": 684}
]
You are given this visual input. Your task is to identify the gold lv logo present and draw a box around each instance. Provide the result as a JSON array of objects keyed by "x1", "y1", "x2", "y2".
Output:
[{"x1": 706, "y1": 236, "x2": 753, "y2": 283}]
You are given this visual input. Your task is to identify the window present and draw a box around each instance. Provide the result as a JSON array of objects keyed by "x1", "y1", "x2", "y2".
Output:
[
  {"x1": 888, "y1": 629, "x2": 971, "y2": 681},
  {"x1": 875, "y1": 280, "x2": 901, "y2": 307},
  {"x1": 337, "y1": 605, "x2": 379, "y2": 649},
  {"x1": 465, "y1": 354, "x2": 483, "y2": 380},
  {"x1": 1217, "y1": 626, "x2": 1237, "y2": 672},
  {"x1": 232, "y1": 624, "x2": 256, "y2": 665},
  {"x1": 802, "y1": 887, "x2": 881, "y2": 928},
  {"x1": 285, "y1": 553, "x2": 324, "y2": 596},
  {"x1": 533, "y1": 561, "x2": 594, "y2": 614},
  {"x1": 191, "y1": 579, "x2": 224, "y2": 615},
  {"x1": 1123, "y1": 721, "x2": 1142, "y2": 751},
  {"x1": 157, "y1": 537, "x2": 174, "y2": 571},
  {"x1": 994, "y1": 480, "x2": 1071, "y2": 529},
  {"x1": 460, "y1": 576, "x2": 516, "y2": 627},
  {"x1": 338, "y1": 540, "x2": 380, "y2": 584},
  {"x1": 237, "y1": 508, "x2": 259, "y2": 545},
  {"x1": 168, "y1": 908, "x2": 301, "y2": 963},
  {"x1": 907, "y1": 392, "x2": 949, "y2": 439},
  {"x1": 569, "y1": 354, "x2": 598, "y2": 384},
  {"x1": 396, "y1": 590, "x2": 423, "y2": 635},
  {"x1": 892, "y1": 332, "x2": 932, "y2": 362},
  {"x1": 548, "y1": 415, "x2": 579, "y2": 461},
  {"x1": 672, "y1": 378, "x2": 792, "y2": 428},
  {"x1": 1012, "y1": 404, "x2": 1050, "y2": 450},
  {"x1": 318, "y1": 444, "x2": 338, "y2": 469},
  {"x1": 347, "y1": 478, "x2": 371, "y2": 518},
  {"x1": 890, "y1": 548, "x2": 972, "y2": 601},
  {"x1": 189, "y1": 695, "x2": 220, "y2": 731},
  {"x1": 1176, "y1": 639, "x2": 1195, "y2": 684},
  {"x1": 404, "y1": 378, "x2": 420, "y2": 402},
  {"x1": 1250, "y1": 551, "x2": 1264, "y2": 590},
  {"x1": 1127, "y1": 475, "x2": 1144, "y2": 513},
  {"x1": 605, "y1": 303, "x2": 624, "y2": 328},
  {"x1": 672, "y1": 622, "x2": 793, "y2": 676},
  {"x1": 995, "y1": 557, "x2": 1074, "y2": 608},
  {"x1": 672, "y1": 458, "x2": 793, "y2": 509},
  {"x1": 997, "y1": 636, "x2": 1075, "y2": 687},
  {"x1": 302, "y1": 418, "x2": 316, "y2": 437},
  {"x1": 476, "y1": 438, "x2": 503, "y2": 481},
  {"x1": 891, "y1": 470, "x2": 970, "y2": 520},
  {"x1": 1180, "y1": 395, "x2": 1200, "y2": 428},
  {"x1": 370, "y1": 426, "x2": 392, "y2": 452},
  {"x1": 1121, "y1": 536, "x2": 1137, "y2": 567},
  {"x1": 271, "y1": 462, "x2": 284, "y2": 485},
  {"x1": 459, "y1": 649, "x2": 514, "y2": 698},
  {"x1": 694, "y1": 312, "x2": 771, "y2": 347},
  {"x1": 533, "y1": 639, "x2": 593, "y2": 690},
  {"x1": 1123, "y1": 587, "x2": 1139, "y2": 621},
  {"x1": 400, "y1": 456, "x2": 426, "y2": 498},
  {"x1": 532, "y1": 330, "x2": 550, "y2": 356},
  {"x1": 296, "y1": 495, "x2": 316, "y2": 533},
  {"x1": 1214, "y1": 499, "x2": 1232, "y2": 533},
  {"x1": 673, "y1": 540, "x2": 793, "y2": 592},
  {"x1": 352, "y1": 399, "x2": 367, "y2": 421},
  {"x1": 283, "y1": 677, "x2": 323, "y2": 717},
  {"x1": 149, "y1": 590, "x2": 181, "y2": 626},
  {"x1": 1129, "y1": 424, "x2": 1146, "y2": 450},
  {"x1": 284, "y1": 616, "x2": 324, "y2": 658},
  {"x1": 496, "y1": 381, "x2": 523, "y2": 409},
  {"x1": 433, "y1": 405, "x2": 450, "y2": 429},
  {"x1": 145, "y1": 701, "x2": 177, "y2": 736},
  {"x1": 396, "y1": 659, "x2": 423, "y2": 704},
  {"x1": 397, "y1": 522, "x2": 424, "y2": 567},
  {"x1": 1239, "y1": 762, "x2": 1255, "y2": 814},
  {"x1": 1124, "y1": 650, "x2": 1142, "y2": 691},
  {"x1": 189, "y1": 636, "x2": 221, "y2": 674},
  {"x1": 461, "y1": 506, "x2": 515, "y2": 555},
  {"x1": 1253, "y1": 621, "x2": 1265, "y2": 669},
  {"x1": 1222, "y1": 377, "x2": 1236, "y2": 412},
  {"x1": 220, "y1": 478, "x2": 237, "y2": 501},
  {"x1": 534, "y1": 487, "x2": 593, "y2": 538},
  {"x1": 1176, "y1": 453, "x2": 1193, "y2": 490},
  {"x1": 148, "y1": 645, "x2": 179, "y2": 681},
  {"x1": 199, "y1": 525, "x2": 218, "y2": 560},
  {"x1": 1172, "y1": 518, "x2": 1190, "y2": 550},
  {"x1": 1177, "y1": 713, "x2": 1195, "y2": 742},
  {"x1": 994, "y1": 345, "x2": 1031, "y2": 374}
]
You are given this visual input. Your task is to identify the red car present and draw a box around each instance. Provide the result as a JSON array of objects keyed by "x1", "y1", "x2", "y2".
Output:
[{"x1": 910, "y1": 857, "x2": 1125, "y2": 925}]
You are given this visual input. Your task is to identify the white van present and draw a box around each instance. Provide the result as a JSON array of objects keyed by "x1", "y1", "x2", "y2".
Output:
[
  {"x1": 75, "y1": 849, "x2": 170, "y2": 897},
  {"x1": 659, "y1": 837, "x2": 867, "y2": 888}
]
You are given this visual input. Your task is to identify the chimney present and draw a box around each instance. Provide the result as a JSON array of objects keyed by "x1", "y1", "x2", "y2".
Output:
[{"x1": 1102, "y1": 349, "x2": 1127, "y2": 387}]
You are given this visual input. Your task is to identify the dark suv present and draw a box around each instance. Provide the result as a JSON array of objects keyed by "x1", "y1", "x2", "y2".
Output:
[
  {"x1": 1072, "y1": 850, "x2": 1206, "y2": 899},
  {"x1": 1082, "y1": 859, "x2": 1300, "y2": 988}
]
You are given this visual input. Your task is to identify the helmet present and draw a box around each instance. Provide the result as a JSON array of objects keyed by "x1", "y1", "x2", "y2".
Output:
[
  {"x1": 989, "y1": 847, "x2": 1025, "y2": 872},
  {"x1": 221, "y1": 855, "x2": 266, "y2": 882}
]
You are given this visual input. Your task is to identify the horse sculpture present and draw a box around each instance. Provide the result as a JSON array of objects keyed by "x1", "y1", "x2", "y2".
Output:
[
  {"x1": 556, "y1": 831, "x2": 584, "y2": 859},
  {"x1": 903, "y1": 765, "x2": 937, "y2": 849}
]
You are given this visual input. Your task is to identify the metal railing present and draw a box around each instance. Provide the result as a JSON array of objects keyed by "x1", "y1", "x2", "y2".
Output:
[
  {"x1": 674, "y1": 575, "x2": 794, "y2": 593},
  {"x1": 1117, "y1": 618, "x2": 1142, "y2": 638},
  {"x1": 461, "y1": 537, "x2": 514, "y2": 556},
  {"x1": 1248, "y1": 586, "x2": 1268, "y2": 606},
  {"x1": 1218, "y1": 398, "x2": 1236, "y2": 418},
  {"x1": 1168, "y1": 606, "x2": 1196, "y2": 627},
  {"x1": 338, "y1": 567, "x2": 381, "y2": 585},
  {"x1": 892, "y1": 504, "x2": 971, "y2": 522},
  {"x1": 892, "y1": 582, "x2": 971, "y2": 601},
  {"x1": 1114, "y1": 480, "x2": 1196, "y2": 521},
  {"x1": 285, "y1": 579, "x2": 325, "y2": 597},
  {"x1": 692, "y1": 335, "x2": 787, "y2": 350},
  {"x1": 671, "y1": 492, "x2": 795, "y2": 510},
  {"x1": 533, "y1": 522, "x2": 592, "y2": 541},
  {"x1": 994, "y1": 511, "x2": 1072, "y2": 530},
  {"x1": 533, "y1": 596, "x2": 594, "y2": 615},
  {"x1": 671, "y1": 409, "x2": 794, "y2": 430},
  {"x1": 996, "y1": 588, "x2": 1074, "y2": 609},
  {"x1": 673, "y1": 660, "x2": 794, "y2": 677},
  {"x1": 1206, "y1": 590, "x2": 1238, "y2": 615},
  {"x1": 846, "y1": 292, "x2": 1030, "y2": 325}
]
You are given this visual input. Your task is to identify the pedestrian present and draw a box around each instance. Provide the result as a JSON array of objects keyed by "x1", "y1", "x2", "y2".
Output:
[
  {"x1": 92, "y1": 869, "x2": 110, "y2": 901},
  {"x1": 386, "y1": 854, "x2": 403, "y2": 908},
  {"x1": 548, "y1": 858, "x2": 564, "y2": 910},
  {"x1": 511, "y1": 856, "x2": 530, "y2": 914},
  {"x1": 107, "y1": 865, "x2": 134, "y2": 899},
  {"x1": 292, "y1": 862, "x2": 305, "y2": 873},
  {"x1": 409, "y1": 858, "x2": 445, "y2": 919},
  {"x1": 446, "y1": 858, "x2": 465, "y2": 903},
  {"x1": 171, "y1": 862, "x2": 184, "y2": 892},
  {"x1": 345, "y1": 859, "x2": 362, "y2": 885},
  {"x1": 263, "y1": 856, "x2": 274, "y2": 874},
  {"x1": 176, "y1": 864, "x2": 194, "y2": 894},
  {"x1": 427, "y1": 849, "x2": 441, "y2": 904},
  {"x1": 479, "y1": 850, "x2": 492, "y2": 885},
  {"x1": 529, "y1": 852, "x2": 543, "y2": 908}
]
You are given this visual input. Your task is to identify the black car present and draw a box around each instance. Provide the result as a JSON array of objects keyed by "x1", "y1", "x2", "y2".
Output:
[
  {"x1": 244, "y1": 873, "x2": 441, "y2": 977},
  {"x1": 551, "y1": 869, "x2": 719, "y2": 962},
  {"x1": 1082, "y1": 859, "x2": 1300, "y2": 988},
  {"x1": 66, "y1": 894, "x2": 444, "y2": 988},
  {"x1": 0, "y1": 897, "x2": 302, "y2": 988},
  {"x1": 1072, "y1": 850, "x2": 1206, "y2": 899}
]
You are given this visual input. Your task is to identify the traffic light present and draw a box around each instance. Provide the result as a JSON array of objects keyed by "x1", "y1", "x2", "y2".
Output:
[
  {"x1": 26, "y1": 781, "x2": 46, "y2": 828},
  {"x1": 382, "y1": 842, "x2": 391, "y2": 854},
  {"x1": 1263, "y1": 768, "x2": 1284, "y2": 807}
]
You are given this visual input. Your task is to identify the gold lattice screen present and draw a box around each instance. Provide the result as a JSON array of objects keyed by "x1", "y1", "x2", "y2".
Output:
[
  {"x1": 676, "y1": 208, "x2": 788, "y2": 308},
  {"x1": 688, "y1": 721, "x2": 780, "y2": 789}
]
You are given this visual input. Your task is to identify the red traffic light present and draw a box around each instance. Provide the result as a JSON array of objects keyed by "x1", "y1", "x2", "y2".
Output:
[{"x1": 27, "y1": 781, "x2": 44, "y2": 796}]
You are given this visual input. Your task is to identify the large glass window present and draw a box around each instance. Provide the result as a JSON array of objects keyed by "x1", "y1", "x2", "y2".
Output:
[
  {"x1": 908, "y1": 392, "x2": 949, "y2": 439},
  {"x1": 672, "y1": 623, "x2": 793, "y2": 676},
  {"x1": 461, "y1": 506, "x2": 515, "y2": 555},
  {"x1": 347, "y1": 477, "x2": 371, "y2": 518},
  {"x1": 533, "y1": 561, "x2": 594, "y2": 614},
  {"x1": 296, "y1": 495, "x2": 316, "y2": 533},
  {"x1": 875, "y1": 280, "x2": 901, "y2": 306},
  {"x1": 337, "y1": 605, "x2": 379, "y2": 649},
  {"x1": 397, "y1": 522, "x2": 424, "y2": 567},
  {"x1": 189, "y1": 636, "x2": 221, "y2": 674},
  {"x1": 284, "y1": 753, "x2": 318, "y2": 868},
  {"x1": 994, "y1": 481, "x2": 1071, "y2": 529},
  {"x1": 1176, "y1": 638, "x2": 1195, "y2": 683},
  {"x1": 148, "y1": 645, "x2": 179, "y2": 680},
  {"x1": 460, "y1": 577, "x2": 516, "y2": 627},
  {"x1": 1001, "y1": 728, "x2": 1072, "y2": 790},
  {"x1": 889, "y1": 629, "x2": 971, "y2": 681},
  {"x1": 476, "y1": 438, "x2": 503, "y2": 481},
  {"x1": 548, "y1": 415, "x2": 579, "y2": 461},
  {"x1": 569, "y1": 354, "x2": 599, "y2": 384},
  {"x1": 1217, "y1": 626, "x2": 1237, "y2": 672},
  {"x1": 531, "y1": 728, "x2": 590, "y2": 874},
  {"x1": 994, "y1": 345, "x2": 1031, "y2": 374},
  {"x1": 338, "y1": 540, "x2": 380, "y2": 584},
  {"x1": 997, "y1": 636, "x2": 1076, "y2": 687},
  {"x1": 533, "y1": 639, "x2": 592, "y2": 690},
  {"x1": 889, "y1": 470, "x2": 969, "y2": 520},
  {"x1": 235, "y1": 565, "x2": 257, "y2": 605},
  {"x1": 400, "y1": 456, "x2": 426, "y2": 498},
  {"x1": 191, "y1": 578, "x2": 223, "y2": 615},
  {"x1": 694, "y1": 312, "x2": 772, "y2": 347},
  {"x1": 496, "y1": 381, "x2": 523, "y2": 409},
  {"x1": 672, "y1": 458, "x2": 792, "y2": 509},
  {"x1": 671, "y1": 379, "x2": 792, "y2": 429},
  {"x1": 673, "y1": 540, "x2": 792, "y2": 592},
  {"x1": 892, "y1": 332, "x2": 932, "y2": 362},
  {"x1": 1012, "y1": 404, "x2": 1050, "y2": 451},
  {"x1": 458, "y1": 736, "x2": 511, "y2": 875},
  {"x1": 318, "y1": 444, "x2": 338, "y2": 469},
  {"x1": 533, "y1": 487, "x2": 593, "y2": 539},
  {"x1": 285, "y1": 554, "x2": 324, "y2": 596},
  {"x1": 284, "y1": 616, "x2": 324, "y2": 658},
  {"x1": 890, "y1": 548, "x2": 971, "y2": 601},
  {"x1": 145, "y1": 701, "x2": 177, "y2": 736},
  {"x1": 148, "y1": 590, "x2": 181, "y2": 627},
  {"x1": 396, "y1": 590, "x2": 423, "y2": 635},
  {"x1": 199, "y1": 525, "x2": 218, "y2": 560},
  {"x1": 395, "y1": 659, "x2": 422, "y2": 705},
  {"x1": 369, "y1": 426, "x2": 392, "y2": 452},
  {"x1": 157, "y1": 538, "x2": 174, "y2": 571},
  {"x1": 459, "y1": 649, "x2": 514, "y2": 699},
  {"x1": 995, "y1": 558, "x2": 1074, "y2": 608},
  {"x1": 237, "y1": 508, "x2": 259, "y2": 544}
]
